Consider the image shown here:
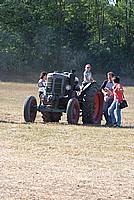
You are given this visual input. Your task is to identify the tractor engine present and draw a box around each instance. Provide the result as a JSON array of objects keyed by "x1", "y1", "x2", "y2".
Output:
[{"x1": 43, "y1": 71, "x2": 79, "y2": 108}]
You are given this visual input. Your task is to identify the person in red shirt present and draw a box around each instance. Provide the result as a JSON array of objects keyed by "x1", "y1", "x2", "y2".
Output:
[{"x1": 108, "y1": 76, "x2": 123, "y2": 127}]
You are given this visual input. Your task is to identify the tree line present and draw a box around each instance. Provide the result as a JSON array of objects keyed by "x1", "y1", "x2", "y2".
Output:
[{"x1": 0, "y1": 0, "x2": 134, "y2": 76}]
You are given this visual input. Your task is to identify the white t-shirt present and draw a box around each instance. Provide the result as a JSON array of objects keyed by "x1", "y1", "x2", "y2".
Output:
[
  {"x1": 104, "y1": 81, "x2": 114, "y2": 102},
  {"x1": 83, "y1": 70, "x2": 92, "y2": 82},
  {"x1": 38, "y1": 79, "x2": 47, "y2": 95}
]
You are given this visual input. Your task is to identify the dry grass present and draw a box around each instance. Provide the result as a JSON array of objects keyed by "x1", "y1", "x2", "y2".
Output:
[{"x1": 0, "y1": 82, "x2": 134, "y2": 200}]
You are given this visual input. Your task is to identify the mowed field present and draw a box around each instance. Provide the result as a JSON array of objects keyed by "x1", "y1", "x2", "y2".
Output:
[{"x1": 0, "y1": 82, "x2": 134, "y2": 200}]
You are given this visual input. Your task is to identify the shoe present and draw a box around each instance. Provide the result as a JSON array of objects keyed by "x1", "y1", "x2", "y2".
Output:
[
  {"x1": 108, "y1": 123, "x2": 113, "y2": 127},
  {"x1": 105, "y1": 122, "x2": 113, "y2": 127},
  {"x1": 104, "y1": 122, "x2": 109, "y2": 127},
  {"x1": 114, "y1": 124, "x2": 120, "y2": 128}
]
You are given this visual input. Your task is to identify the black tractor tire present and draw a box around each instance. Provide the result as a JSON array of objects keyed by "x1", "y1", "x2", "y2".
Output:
[
  {"x1": 24, "y1": 96, "x2": 37, "y2": 122},
  {"x1": 82, "y1": 83, "x2": 103, "y2": 124},
  {"x1": 42, "y1": 112, "x2": 62, "y2": 123},
  {"x1": 66, "y1": 98, "x2": 80, "y2": 124}
]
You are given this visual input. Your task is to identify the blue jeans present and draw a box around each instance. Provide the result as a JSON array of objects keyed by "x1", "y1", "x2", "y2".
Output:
[
  {"x1": 103, "y1": 98, "x2": 113, "y2": 124},
  {"x1": 108, "y1": 100, "x2": 121, "y2": 126}
]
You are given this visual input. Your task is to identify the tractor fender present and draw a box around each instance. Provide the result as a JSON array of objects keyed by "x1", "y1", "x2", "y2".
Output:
[
  {"x1": 82, "y1": 81, "x2": 97, "y2": 93},
  {"x1": 79, "y1": 81, "x2": 99, "y2": 99}
]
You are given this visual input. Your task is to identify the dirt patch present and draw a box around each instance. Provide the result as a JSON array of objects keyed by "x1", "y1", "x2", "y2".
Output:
[{"x1": 0, "y1": 123, "x2": 134, "y2": 200}]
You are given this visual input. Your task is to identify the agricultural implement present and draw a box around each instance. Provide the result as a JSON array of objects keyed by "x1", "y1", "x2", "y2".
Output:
[{"x1": 23, "y1": 70, "x2": 103, "y2": 124}]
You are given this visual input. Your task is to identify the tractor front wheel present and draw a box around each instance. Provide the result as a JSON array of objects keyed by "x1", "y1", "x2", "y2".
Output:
[
  {"x1": 66, "y1": 98, "x2": 80, "y2": 124},
  {"x1": 24, "y1": 96, "x2": 37, "y2": 122}
]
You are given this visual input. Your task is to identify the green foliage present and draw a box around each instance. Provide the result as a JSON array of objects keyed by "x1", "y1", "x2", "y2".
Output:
[{"x1": 0, "y1": 0, "x2": 134, "y2": 75}]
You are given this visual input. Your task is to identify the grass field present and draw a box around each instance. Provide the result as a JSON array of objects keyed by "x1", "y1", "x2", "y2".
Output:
[{"x1": 0, "y1": 82, "x2": 134, "y2": 200}]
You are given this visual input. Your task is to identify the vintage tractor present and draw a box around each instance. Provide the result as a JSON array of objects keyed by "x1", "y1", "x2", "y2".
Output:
[{"x1": 23, "y1": 70, "x2": 104, "y2": 124}]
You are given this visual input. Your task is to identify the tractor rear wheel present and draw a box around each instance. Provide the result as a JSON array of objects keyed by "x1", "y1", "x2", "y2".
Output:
[
  {"x1": 24, "y1": 96, "x2": 37, "y2": 122},
  {"x1": 66, "y1": 98, "x2": 80, "y2": 124},
  {"x1": 82, "y1": 83, "x2": 103, "y2": 124}
]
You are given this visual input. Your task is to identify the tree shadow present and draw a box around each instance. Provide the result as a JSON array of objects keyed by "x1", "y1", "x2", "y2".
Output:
[
  {"x1": 0, "y1": 120, "x2": 134, "y2": 129},
  {"x1": 57, "y1": 121, "x2": 134, "y2": 129},
  {"x1": 0, "y1": 120, "x2": 23, "y2": 125},
  {"x1": 101, "y1": 124, "x2": 134, "y2": 129}
]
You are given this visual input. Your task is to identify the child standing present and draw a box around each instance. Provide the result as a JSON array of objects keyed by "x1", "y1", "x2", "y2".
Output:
[
  {"x1": 38, "y1": 71, "x2": 47, "y2": 98},
  {"x1": 83, "y1": 64, "x2": 94, "y2": 84},
  {"x1": 108, "y1": 76, "x2": 123, "y2": 127}
]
